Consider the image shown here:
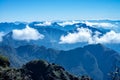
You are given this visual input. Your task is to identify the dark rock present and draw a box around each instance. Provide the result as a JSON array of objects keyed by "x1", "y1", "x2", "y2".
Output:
[{"x1": 23, "y1": 60, "x2": 92, "y2": 80}]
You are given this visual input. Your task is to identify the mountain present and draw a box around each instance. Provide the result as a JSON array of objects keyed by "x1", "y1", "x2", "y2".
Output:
[
  {"x1": 0, "y1": 20, "x2": 120, "y2": 80},
  {"x1": 1, "y1": 21, "x2": 107, "y2": 50},
  {"x1": 0, "y1": 44, "x2": 120, "y2": 80},
  {"x1": 0, "y1": 45, "x2": 24, "y2": 67},
  {"x1": 1, "y1": 20, "x2": 120, "y2": 52},
  {"x1": 56, "y1": 44, "x2": 120, "y2": 80},
  {"x1": 16, "y1": 45, "x2": 59, "y2": 63},
  {"x1": 2, "y1": 23, "x2": 67, "y2": 49},
  {"x1": 0, "y1": 22, "x2": 26, "y2": 33},
  {"x1": 0, "y1": 55, "x2": 92, "y2": 80}
]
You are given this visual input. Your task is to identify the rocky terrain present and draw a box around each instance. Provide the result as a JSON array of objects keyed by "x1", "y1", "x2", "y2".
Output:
[{"x1": 0, "y1": 54, "x2": 92, "y2": 80}]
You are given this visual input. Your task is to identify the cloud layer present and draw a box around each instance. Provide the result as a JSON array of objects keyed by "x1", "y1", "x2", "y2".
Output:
[
  {"x1": 59, "y1": 28, "x2": 92, "y2": 44},
  {"x1": 57, "y1": 21, "x2": 80, "y2": 27},
  {"x1": 34, "y1": 21, "x2": 51, "y2": 26},
  {"x1": 84, "y1": 21, "x2": 115, "y2": 28},
  {"x1": 59, "y1": 27, "x2": 120, "y2": 44},
  {"x1": 12, "y1": 25, "x2": 44, "y2": 41},
  {"x1": 92, "y1": 31, "x2": 120, "y2": 44}
]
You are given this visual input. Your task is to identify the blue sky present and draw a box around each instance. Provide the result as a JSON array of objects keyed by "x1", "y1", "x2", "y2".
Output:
[{"x1": 0, "y1": 0, "x2": 120, "y2": 22}]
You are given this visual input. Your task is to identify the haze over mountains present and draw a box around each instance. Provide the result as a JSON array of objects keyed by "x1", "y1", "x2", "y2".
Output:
[
  {"x1": 0, "y1": 20, "x2": 120, "y2": 52},
  {"x1": 0, "y1": 20, "x2": 120, "y2": 80}
]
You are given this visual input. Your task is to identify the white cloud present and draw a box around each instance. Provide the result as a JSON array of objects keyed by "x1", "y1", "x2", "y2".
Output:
[
  {"x1": 57, "y1": 21, "x2": 80, "y2": 27},
  {"x1": 12, "y1": 25, "x2": 44, "y2": 41},
  {"x1": 0, "y1": 32, "x2": 5, "y2": 42},
  {"x1": 84, "y1": 21, "x2": 115, "y2": 28},
  {"x1": 59, "y1": 27, "x2": 120, "y2": 44},
  {"x1": 34, "y1": 21, "x2": 51, "y2": 26},
  {"x1": 59, "y1": 27, "x2": 92, "y2": 44},
  {"x1": 92, "y1": 31, "x2": 120, "y2": 44}
]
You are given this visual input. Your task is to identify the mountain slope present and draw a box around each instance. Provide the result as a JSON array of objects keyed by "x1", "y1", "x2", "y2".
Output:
[
  {"x1": 56, "y1": 44, "x2": 120, "y2": 80},
  {"x1": 0, "y1": 44, "x2": 120, "y2": 80},
  {"x1": 84, "y1": 44, "x2": 120, "y2": 79}
]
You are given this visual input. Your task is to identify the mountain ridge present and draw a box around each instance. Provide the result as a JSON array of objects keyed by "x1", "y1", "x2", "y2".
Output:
[{"x1": 0, "y1": 43, "x2": 120, "y2": 80}]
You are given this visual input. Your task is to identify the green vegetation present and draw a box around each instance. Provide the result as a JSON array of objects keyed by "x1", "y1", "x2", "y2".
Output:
[{"x1": 0, "y1": 54, "x2": 10, "y2": 67}]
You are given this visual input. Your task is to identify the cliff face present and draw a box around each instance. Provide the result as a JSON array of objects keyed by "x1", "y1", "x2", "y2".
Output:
[{"x1": 0, "y1": 55, "x2": 92, "y2": 80}]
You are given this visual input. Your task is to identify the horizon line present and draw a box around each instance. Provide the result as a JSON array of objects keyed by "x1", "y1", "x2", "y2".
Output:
[{"x1": 0, "y1": 19, "x2": 120, "y2": 23}]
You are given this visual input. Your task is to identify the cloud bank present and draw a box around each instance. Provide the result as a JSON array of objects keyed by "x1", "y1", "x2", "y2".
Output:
[
  {"x1": 12, "y1": 25, "x2": 44, "y2": 41},
  {"x1": 92, "y1": 31, "x2": 120, "y2": 44},
  {"x1": 34, "y1": 21, "x2": 51, "y2": 26},
  {"x1": 84, "y1": 21, "x2": 115, "y2": 28},
  {"x1": 59, "y1": 28, "x2": 92, "y2": 44},
  {"x1": 0, "y1": 32, "x2": 5, "y2": 42},
  {"x1": 59, "y1": 27, "x2": 120, "y2": 44},
  {"x1": 57, "y1": 21, "x2": 80, "y2": 27}
]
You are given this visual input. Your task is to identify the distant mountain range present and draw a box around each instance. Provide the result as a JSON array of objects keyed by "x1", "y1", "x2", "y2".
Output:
[{"x1": 0, "y1": 20, "x2": 120, "y2": 52}]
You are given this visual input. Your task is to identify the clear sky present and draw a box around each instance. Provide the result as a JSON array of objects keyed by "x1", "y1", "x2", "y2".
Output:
[{"x1": 0, "y1": 0, "x2": 120, "y2": 22}]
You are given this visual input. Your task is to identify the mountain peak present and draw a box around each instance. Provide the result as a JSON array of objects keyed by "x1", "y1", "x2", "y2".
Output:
[{"x1": 84, "y1": 43, "x2": 108, "y2": 51}]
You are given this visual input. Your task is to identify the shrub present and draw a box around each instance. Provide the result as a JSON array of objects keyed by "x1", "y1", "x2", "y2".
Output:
[{"x1": 0, "y1": 54, "x2": 10, "y2": 67}]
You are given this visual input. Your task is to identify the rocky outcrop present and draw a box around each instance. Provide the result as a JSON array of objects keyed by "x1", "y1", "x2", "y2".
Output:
[
  {"x1": 0, "y1": 55, "x2": 92, "y2": 80},
  {"x1": 23, "y1": 60, "x2": 92, "y2": 80}
]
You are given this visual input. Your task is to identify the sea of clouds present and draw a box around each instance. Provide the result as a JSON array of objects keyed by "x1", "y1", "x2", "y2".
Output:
[
  {"x1": 59, "y1": 27, "x2": 120, "y2": 44},
  {"x1": 0, "y1": 20, "x2": 120, "y2": 45}
]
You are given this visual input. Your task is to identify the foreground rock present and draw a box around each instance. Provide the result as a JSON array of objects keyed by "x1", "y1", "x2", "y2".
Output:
[{"x1": 0, "y1": 55, "x2": 92, "y2": 80}]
